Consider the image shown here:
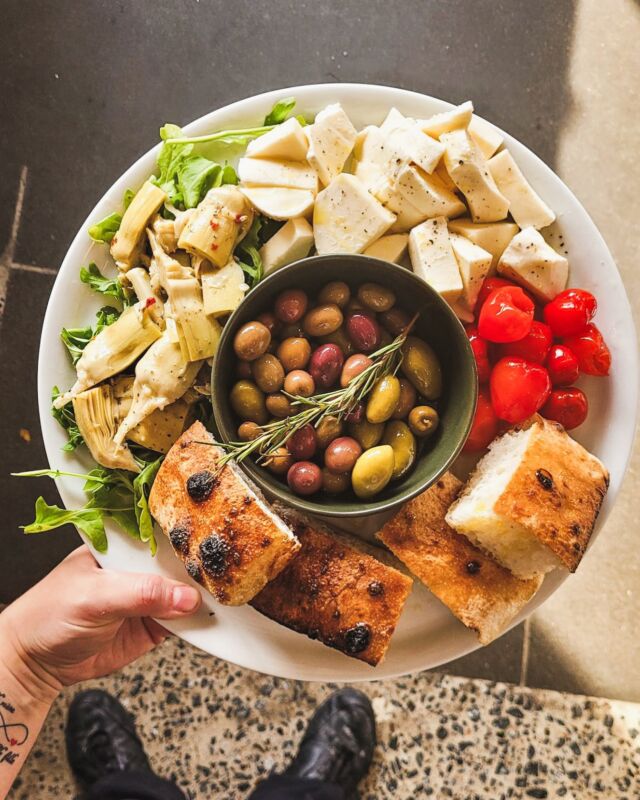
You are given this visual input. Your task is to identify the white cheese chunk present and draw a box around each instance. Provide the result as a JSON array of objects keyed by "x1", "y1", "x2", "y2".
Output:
[
  {"x1": 363, "y1": 233, "x2": 409, "y2": 263},
  {"x1": 239, "y1": 186, "x2": 315, "y2": 220},
  {"x1": 498, "y1": 227, "x2": 568, "y2": 302},
  {"x1": 450, "y1": 233, "x2": 492, "y2": 310},
  {"x1": 380, "y1": 108, "x2": 444, "y2": 174},
  {"x1": 468, "y1": 115, "x2": 504, "y2": 159},
  {"x1": 238, "y1": 157, "x2": 318, "y2": 193},
  {"x1": 201, "y1": 260, "x2": 248, "y2": 317},
  {"x1": 353, "y1": 126, "x2": 409, "y2": 199},
  {"x1": 389, "y1": 164, "x2": 466, "y2": 220},
  {"x1": 434, "y1": 160, "x2": 458, "y2": 192},
  {"x1": 260, "y1": 217, "x2": 315, "y2": 276},
  {"x1": 245, "y1": 117, "x2": 309, "y2": 161},
  {"x1": 408, "y1": 216, "x2": 463, "y2": 304},
  {"x1": 313, "y1": 174, "x2": 396, "y2": 255},
  {"x1": 447, "y1": 218, "x2": 520, "y2": 273},
  {"x1": 417, "y1": 101, "x2": 474, "y2": 138},
  {"x1": 306, "y1": 103, "x2": 358, "y2": 186},
  {"x1": 488, "y1": 150, "x2": 556, "y2": 230},
  {"x1": 441, "y1": 129, "x2": 510, "y2": 223}
]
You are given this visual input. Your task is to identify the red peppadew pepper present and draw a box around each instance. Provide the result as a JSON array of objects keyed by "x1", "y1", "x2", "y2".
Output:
[{"x1": 478, "y1": 286, "x2": 535, "y2": 343}]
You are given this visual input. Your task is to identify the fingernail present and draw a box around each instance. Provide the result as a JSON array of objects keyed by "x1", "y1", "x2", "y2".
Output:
[{"x1": 172, "y1": 586, "x2": 200, "y2": 612}]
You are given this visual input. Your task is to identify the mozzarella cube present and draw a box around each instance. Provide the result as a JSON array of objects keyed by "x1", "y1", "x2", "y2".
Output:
[
  {"x1": 408, "y1": 217, "x2": 463, "y2": 304},
  {"x1": 246, "y1": 117, "x2": 309, "y2": 161},
  {"x1": 201, "y1": 260, "x2": 248, "y2": 317},
  {"x1": 450, "y1": 233, "x2": 492, "y2": 310},
  {"x1": 441, "y1": 129, "x2": 510, "y2": 223},
  {"x1": 391, "y1": 164, "x2": 466, "y2": 220},
  {"x1": 314, "y1": 174, "x2": 396, "y2": 255},
  {"x1": 381, "y1": 108, "x2": 444, "y2": 174},
  {"x1": 259, "y1": 217, "x2": 314, "y2": 276},
  {"x1": 488, "y1": 150, "x2": 556, "y2": 230},
  {"x1": 417, "y1": 101, "x2": 474, "y2": 138},
  {"x1": 238, "y1": 157, "x2": 318, "y2": 193},
  {"x1": 363, "y1": 233, "x2": 409, "y2": 263},
  {"x1": 306, "y1": 103, "x2": 358, "y2": 186},
  {"x1": 239, "y1": 186, "x2": 315, "y2": 220},
  {"x1": 468, "y1": 115, "x2": 504, "y2": 159},
  {"x1": 447, "y1": 218, "x2": 520, "y2": 273},
  {"x1": 388, "y1": 199, "x2": 432, "y2": 233},
  {"x1": 498, "y1": 227, "x2": 568, "y2": 302},
  {"x1": 353, "y1": 126, "x2": 409, "y2": 197}
]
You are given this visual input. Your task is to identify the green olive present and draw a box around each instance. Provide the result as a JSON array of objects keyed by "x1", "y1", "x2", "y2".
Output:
[
  {"x1": 391, "y1": 378, "x2": 417, "y2": 420},
  {"x1": 251, "y1": 354, "x2": 285, "y2": 394},
  {"x1": 316, "y1": 415, "x2": 344, "y2": 449},
  {"x1": 382, "y1": 421, "x2": 417, "y2": 479},
  {"x1": 357, "y1": 282, "x2": 396, "y2": 313},
  {"x1": 351, "y1": 445, "x2": 395, "y2": 499},
  {"x1": 400, "y1": 336, "x2": 442, "y2": 399},
  {"x1": 366, "y1": 375, "x2": 401, "y2": 424},
  {"x1": 230, "y1": 380, "x2": 268, "y2": 424},
  {"x1": 348, "y1": 419, "x2": 384, "y2": 450},
  {"x1": 408, "y1": 405, "x2": 440, "y2": 438},
  {"x1": 321, "y1": 467, "x2": 351, "y2": 494}
]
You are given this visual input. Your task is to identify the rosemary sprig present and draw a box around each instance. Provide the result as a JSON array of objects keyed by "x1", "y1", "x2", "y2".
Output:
[{"x1": 212, "y1": 316, "x2": 417, "y2": 472}]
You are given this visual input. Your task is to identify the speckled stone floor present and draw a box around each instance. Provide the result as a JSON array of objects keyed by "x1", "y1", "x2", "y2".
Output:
[{"x1": 9, "y1": 637, "x2": 640, "y2": 800}]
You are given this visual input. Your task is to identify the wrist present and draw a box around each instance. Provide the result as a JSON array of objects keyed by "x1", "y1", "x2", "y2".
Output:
[{"x1": 0, "y1": 617, "x2": 60, "y2": 709}]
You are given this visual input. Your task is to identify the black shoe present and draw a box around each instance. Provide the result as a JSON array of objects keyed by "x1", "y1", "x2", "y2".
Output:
[
  {"x1": 65, "y1": 689, "x2": 151, "y2": 789},
  {"x1": 284, "y1": 688, "x2": 376, "y2": 797}
]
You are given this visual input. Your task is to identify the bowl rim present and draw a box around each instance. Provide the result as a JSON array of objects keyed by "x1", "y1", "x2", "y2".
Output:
[{"x1": 211, "y1": 253, "x2": 478, "y2": 518}]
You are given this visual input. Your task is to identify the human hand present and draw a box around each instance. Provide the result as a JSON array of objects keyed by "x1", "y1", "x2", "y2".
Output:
[{"x1": 0, "y1": 546, "x2": 202, "y2": 704}]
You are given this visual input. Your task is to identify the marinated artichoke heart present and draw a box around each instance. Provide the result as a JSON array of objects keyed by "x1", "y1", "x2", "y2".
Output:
[
  {"x1": 177, "y1": 185, "x2": 254, "y2": 268},
  {"x1": 72, "y1": 385, "x2": 140, "y2": 472},
  {"x1": 126, "y1": 267, "x2": 165, "y2": 324},
  {"x1": 114, "y1": 331, "x2": 202, "y2": 445},
  {"x1": 110, "y1": 181, "x2": 167, "y2": 271},
  {"x1": 148, "y1": 229, "x2": 221, "y2": 362},
  {"x1": 201, "y1": 259, "x2": 248, "y2": 317}
]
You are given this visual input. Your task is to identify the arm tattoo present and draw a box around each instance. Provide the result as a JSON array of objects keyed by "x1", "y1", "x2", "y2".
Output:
[{"x1": 0, "y1": 692, "x2": 29, "y2": 766}]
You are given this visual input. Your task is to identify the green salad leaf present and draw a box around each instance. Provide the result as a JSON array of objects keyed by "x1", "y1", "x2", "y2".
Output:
[
  {"x1": 23, "y1": 497, "x2": 108, "y2": 553},
  {"x1": 133, "y1": 458, "x2": 163, "y2": 555},
  {"x1": 263, "y1": 97, "x2": 296, "y2": 125},
  {"x1": 88, "y1": 213, "x2": 122, "y2": 243},
  {"x1": 235, "y1": 217, "x2": 264, "y2": 287},
  {"x1": 60, "y1": 306, "x2": 120, "y2": 365},
  {"x1": 51, "y1": 386, "x2": 84, "y2": 451},
  {"x1": 80, "y1": 262, "x2": 129, "y2": 304}
]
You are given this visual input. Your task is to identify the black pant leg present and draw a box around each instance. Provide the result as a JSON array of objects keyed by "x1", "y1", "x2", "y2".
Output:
[
  {"x1": 85, "y1": 769, "x2": 187, "y2": 800},
  {"x1": 248, "y1": 774, "x2": 346, "y2": 800}
]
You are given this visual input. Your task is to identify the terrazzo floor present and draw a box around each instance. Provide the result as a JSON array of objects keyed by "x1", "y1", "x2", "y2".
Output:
[{"x1": 9, "y1": 636, "x2": 640, "y2": 799}]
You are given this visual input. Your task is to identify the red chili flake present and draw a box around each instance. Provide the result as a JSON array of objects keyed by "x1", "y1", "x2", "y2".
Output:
[
  {"x1": 209, "y1": 219, "x2": 220, "y2": 230},
  {"x1": 210, "y1": 243, "x2": 219, "y2": 251},
  {"x1": 235, "y1": 213, "x2": 247, "y2": 223},
  {"x1": 145, "y1": 297, "x2": 157, "y2": 308}
]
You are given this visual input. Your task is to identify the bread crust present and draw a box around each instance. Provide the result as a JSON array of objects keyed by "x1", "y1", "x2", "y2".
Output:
[
  {"x1": 377, "y1": 473, "x2": 542, "y2": 644},
  {"x1": 251, "y1": 506, "x2": 413, "y2": 666},
  {"x1": 148, "y1": 421, "x2": 300, "y2": 605}
]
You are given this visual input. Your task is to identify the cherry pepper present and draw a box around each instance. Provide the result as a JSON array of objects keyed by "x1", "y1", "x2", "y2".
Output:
[{"x1": 478, "y1": 286, "x2": 535, "y2": 343}]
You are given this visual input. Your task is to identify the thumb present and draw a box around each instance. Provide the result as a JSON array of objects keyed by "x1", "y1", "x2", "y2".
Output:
[{"x1": 92, "y1": 570, "x2": 202, "y2": 621}]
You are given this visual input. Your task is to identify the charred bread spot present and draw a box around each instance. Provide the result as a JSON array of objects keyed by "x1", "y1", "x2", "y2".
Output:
[
  {"x1": 535, "y1": 469, "x2": 554, "y2": 491},
  {"x1": 199, "y1": 534, "x2": 230, "y2": 577},
  {"x1": 186, "y1": 559, "x2": 203, "y2": 584},
  {"x1": 571, "y1": 523, "x2": 581, "y2": 536},
  {"x1": 332, "y1": 609, "x2": 341, "y2": 619},
  {"x1": 186, "y1": 470, "x2": 217, "y2": 503},
  {"x1": 368, "y1": 580, "x2": 384, "y2": 597},
  {"x1": 344, "y1": 623, "x2": 371, "y2": 654},
  {"x1": 169, "y1": 524, "x2": 191, "y2": 555},
  {"x1": 466, "y1": 560, "x2": 481, "y2": 575},
  {"x1": 232, "y1": 550, "x2": 242, "y2": 567},
  {"x1": 261, "y1": 537, "x2": 272, "y2": 548}
]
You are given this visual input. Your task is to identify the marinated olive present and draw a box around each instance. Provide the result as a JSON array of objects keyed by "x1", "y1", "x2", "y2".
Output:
[
  {"x1": 277, "y1": 337, "x2": 311, "y2": 371},
  {"x1": 344, "y1": 402, "x2": 365, "y2": 423},
  {"x1": 340, "y1": 353, "x2": 373, "y2": 388},
  {"x1": 346, "y1": 312, "x2": 381, "y2": 353},
  {"x1": 230, "y1": 380, "x2": 268, "y2": 424},
  {"x1": 280, "y1": 322, "x2": 305, "y2": 339},
  {"x1": 303, "y1": 303, "x2": 344, "y2": 337},
  {"x1": 238, "y1": 421, "x2": 262, "y2": 441},
  {"x1": 324, "y1": 436, "x2": 362, "y2": 474},
  {"x1": 391, "y1": 379, "x2": 417, "y2": 420},
  {"x1": 382, "y1": 420, "x2": 417, "y2": 479},
  {"x1": 319, "y1": 326, "x2": 354, "y2": 356},
  {"x1": 309, "y1": 343, "x2": 344, "y2": 390},
  {"x1": 351, "y1": 445, "x2": 395, "y2": 499},
  {"x1": 284, "y1": 370, "x2": 315, "y2": 397},
  {"x1": 321, "y1": 468, "x2": 351, "y2": 494},
  {"x1": 400, "y1": 336, "x2": 443, "y2": 399},
  {"x1": 236, "y1": 360, "x2": 252, "y2": 379},
  {"x1": 358, "y1": 282, "x2": 396, "y2": 313},
  {"x1": 251, "y1": 354, "x2": 285, "y2": 394},
  {"x1": 275, "y1": 289, "x2": 308, "y2": 323},
  {"x1": 233, "y1": 321, "x2": 271, "y2": 361},
  {"x1": 318, "y1": 280, "x2": 351, "y2": 308},
  {"x1": 379, "y1": 307, "x2": 411, "y2": 337},
  {"x1": 345, "y1": 298, "x2": 366, "y2": 315},
  {"x1": 265, "y1": 392, "x2": 293, "y2": 418},
  {"x1": 315, "y1": 415, "x2": 344, "y2": 449},
  {"x1": 287, "y1": 424, "x2": 317, "y2": 460},
  {"x1": 408, "y1": 405, "x2": 440, "y2": 438},
  {"x1": 265, "y1": 447, "x2": 293, "y2": 475},
  {"x1": 348, "y1": 418, "x2": 384, "y2": 450},
  {"x1": 366, "y1": 375, "x2": 401, "y2": 424},
  {"x1": 287, "y1": 461, "x2": 322, "y2": 496},
  {"x1": 257, "y1": 311, "x2": 280, "y2": 336}
]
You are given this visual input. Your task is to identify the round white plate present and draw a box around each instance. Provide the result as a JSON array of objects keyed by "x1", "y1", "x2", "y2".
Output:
[{"x1": 38, "y1": 84, "x2": 638, "y2": 682}]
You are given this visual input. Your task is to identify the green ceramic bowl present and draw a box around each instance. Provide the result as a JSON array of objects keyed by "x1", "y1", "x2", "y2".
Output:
[{"x1": 212, "y1": 254, "x2": 477, "y2": 518}]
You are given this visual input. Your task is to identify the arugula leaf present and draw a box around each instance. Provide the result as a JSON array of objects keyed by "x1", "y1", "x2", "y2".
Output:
[
  {"x1": 123, "y1": 188, "x2": 135, "y2": 209},
  {"x1": 133, "y1": 458, "x2": 163, "y2": 555},
  {"x1": 235, "y1": 217, "x2": 264, "y2": 287},
  {"x1": 264, "y1": 97, "x2": 296, "y2": 125},
  {"x1": 88, "y1": 213, "x2": 122, "y2": 243},
  {"x1": 80, "y1": 263, "x2": 128, "y2": 304},
  {"x1": 177, "y1": 156, "x2": 222, "y2": 209},
  {"x1": 51, "y1": 387, "x2": 84, "y2": 451},
  {"x1": 60, "y1": 306, "x2": 120, "y2": 365},
  {"x1": 24, "y1": 497, "x2": 108, "y2": 553},
  {"x1": 221, "y1": 164, "x2": 238, "y2": 185}
]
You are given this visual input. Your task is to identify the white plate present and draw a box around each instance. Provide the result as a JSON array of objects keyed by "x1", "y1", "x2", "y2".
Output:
[{"x1": 38, "y1": 84, "x2": 638, "y2": 682}]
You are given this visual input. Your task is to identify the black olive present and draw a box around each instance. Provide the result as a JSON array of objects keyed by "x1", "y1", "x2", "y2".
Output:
[
  {"x1": 169, "y1": 524, "x2": 190, "y2": 555},
  {"x1": 186, "y1": 471, "x2": 217, "y2": 503},
  {"x1": 199, "y1": 534, "x2": 230, "y2": 577},
  {"x1": 466, "y1": 560, "x2": 481, "y2": 575},
  {"x1": 368, "y1": 580, "x2": 384, "y2": 596},
  {"x1": 344, "y1": 623, "x2": 371, "y2": 654},
  {"x1": 535, "y1": 469, "x2": 554, "y2": 491}
]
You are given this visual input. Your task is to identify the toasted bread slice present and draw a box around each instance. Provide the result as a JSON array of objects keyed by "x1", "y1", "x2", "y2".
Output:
[
  {"x1": 149, "y1": 422, "x2": 300, "y2": 605},
  {"x1": 377, "y1": 473, "x2": 542, "y2": 644},
  {"x1": 251, "y1": 506, "x2": 413, "y2": 666},
  {"x1": 446, "y1": 418, "x2": 609, "y2": 579}
]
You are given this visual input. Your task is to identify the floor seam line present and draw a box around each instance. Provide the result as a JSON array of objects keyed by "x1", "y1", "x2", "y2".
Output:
[{"x1": 0, "y1": 165, "x2": 28, "y2": 267}]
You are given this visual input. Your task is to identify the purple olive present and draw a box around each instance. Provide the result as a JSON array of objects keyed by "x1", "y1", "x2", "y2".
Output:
[
  {"x1": 346, "y1": 312, "x2": 381, "y2": 353},
  {"x1": 287, "y1": 424, "x2": 318, "y2": 460},
  {"x1": 287, "y1": 461, "x2": 322, "y2": 496},
  {"x1": 324, "y1": 437, "x2": 362, "y2": 474},
  {"x1": 309, "y1": 343, "x2": 344, "y2": 390},
  {"x1": 344, "y1": 402, "x2": 365, "y2": 423}
]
